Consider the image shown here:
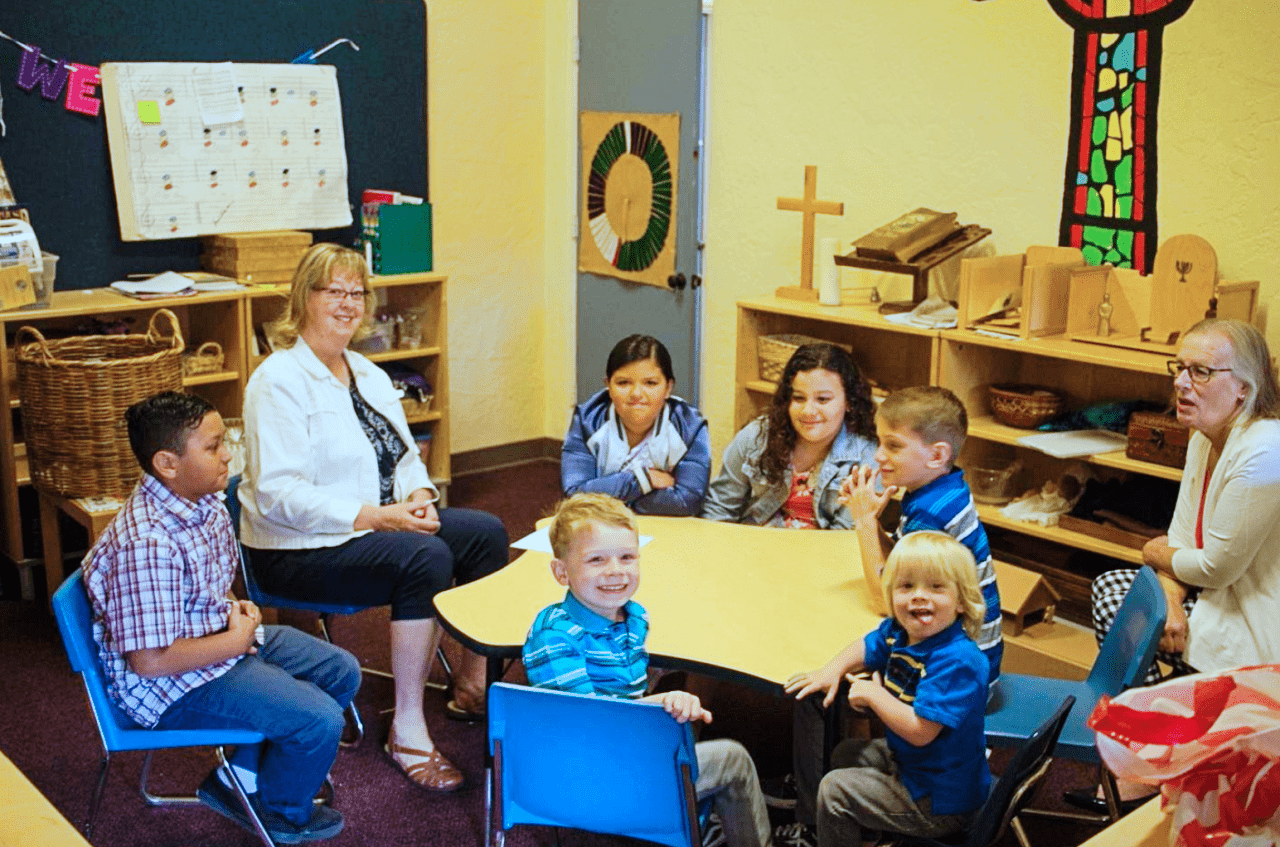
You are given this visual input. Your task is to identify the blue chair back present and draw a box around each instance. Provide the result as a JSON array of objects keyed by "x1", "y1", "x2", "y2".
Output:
[
  {"x1": 52, "y1": 569, "x2": 263, "y2": 754},
  {"x1": 227, "y1": 474, "x2": 365, "y2": 616},
  {"x1": 964, "y1": 695, "x2": 1075, "y2": 847},
  {"x1": 488, "y1": 682, "x2": 701, "y2": 847},
  {"x1": 1086, "y1": 566, "x2": 1166, "y2": 697}
]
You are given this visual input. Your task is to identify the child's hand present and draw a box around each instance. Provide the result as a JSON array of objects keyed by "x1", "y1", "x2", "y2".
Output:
[
  {"x1": 646, "y1": 468, "x2": 676, "y2": 490},
  {"x1": 839, "y1": 465, "x2": 895, "y2": 524},
  {"x1": 784, "y1": 665, "x2": 844, "y2": 708},
  {"x1": 226, "y1": 601, "x2": 259, "y2": 655},
  {"x1": 658, "y1": 690, "x2": 712, "y2": 724},
  {"x1": 845, "y1": 674, "x2": 882, "y2": 712}
]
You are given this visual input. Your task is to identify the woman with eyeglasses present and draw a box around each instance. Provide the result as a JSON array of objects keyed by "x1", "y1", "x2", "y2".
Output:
[
  {"x1": 1065, "y1": 318, "x2": 1280, "y2": 815},
  {"x1": 238, "y1": 243, "x2": 507, "y2": 794}
]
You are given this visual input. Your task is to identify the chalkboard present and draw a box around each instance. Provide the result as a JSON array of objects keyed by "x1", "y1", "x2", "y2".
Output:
[{"x1": 0, "y1": 0, "x2": 427, "y2": 290}]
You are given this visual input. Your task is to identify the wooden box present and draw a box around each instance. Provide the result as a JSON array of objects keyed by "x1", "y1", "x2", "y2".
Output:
[
  {"x1": 1126, "y1": 411, "x2": 1189, "y2": 468},
  {"x1": 956, "y1": 246, "x2": 1084, "y2": 340}
]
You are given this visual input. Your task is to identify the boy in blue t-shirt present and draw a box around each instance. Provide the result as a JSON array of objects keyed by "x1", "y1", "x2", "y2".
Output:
[
  {"x1": 786, "y1": 532, "x2": 992, "y2": 847},
  {"x1": 523, "y1": 493, "x2": 773, "y2": 847},
  {"x1": 840, "y1": 385, "x2": 1002, "y2": 685}
]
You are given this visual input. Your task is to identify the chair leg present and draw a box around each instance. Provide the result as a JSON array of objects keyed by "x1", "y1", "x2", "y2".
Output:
[
  {"x1": 680, "y1": 762, "x2": 702, "y2": 847},
  {"x1": 341, "y1": 701, "x2": 365, "y2": 747},
  {"x1": 1010, "y1": 816, "x2": 1034, "y2": 847},
  {"x1": 487, "y1": 739, "x2": 503, "y2": 847},
  {"x1": 139, "y1": 750, "x2": 202, "y2": 806},
  {"x1": 428, "y1": 645, "x2": 454, "y2": 691},
  {"x1": 85, "y1": 752, "x2": 111, "y2": 839},
  {"x1": 218, "y1": 747, "x2": 277, "y2": 847}
]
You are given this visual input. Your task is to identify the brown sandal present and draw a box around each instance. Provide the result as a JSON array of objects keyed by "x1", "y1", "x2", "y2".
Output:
[{"x1": 384, "y1": 735, "x2": 464, "y2": 792}]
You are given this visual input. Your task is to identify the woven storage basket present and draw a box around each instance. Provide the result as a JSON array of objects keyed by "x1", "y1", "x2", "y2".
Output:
[
  {"x1": 988, "y1": 384, "x2": 1065, "y2": 429},
  {"x1": 15, "y1": 309, "x2": 185, "y2": 497},
  {"x1": 401, "y1": 394, "x2": 435, "y2": 420},
  {"x1": 181, "y1": 341, "x2": 224, "y2": 376},
  {"x1": 757, "y1": 334, "x2": 833, "y2": 382}
]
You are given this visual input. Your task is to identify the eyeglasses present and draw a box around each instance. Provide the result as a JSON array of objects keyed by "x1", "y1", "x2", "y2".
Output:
[
  {"x1": 313, "y1": 286, "x2": 372, "y2": 304},
  {"x1": 1167, "y1": 360, "x2": 1233, "y2": 384}
]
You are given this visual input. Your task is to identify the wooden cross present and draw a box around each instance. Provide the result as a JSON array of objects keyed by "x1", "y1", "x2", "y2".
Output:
[{"x1": 776, "y1": 165, "x2": 844, "y2": 301}]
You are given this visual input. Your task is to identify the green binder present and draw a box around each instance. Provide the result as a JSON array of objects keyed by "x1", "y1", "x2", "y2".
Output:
[{"x1": 376, "y1": 203, "x2": 433, "y2": 274}]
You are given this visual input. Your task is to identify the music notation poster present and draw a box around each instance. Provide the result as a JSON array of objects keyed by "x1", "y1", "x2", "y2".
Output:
[{"x1": 101, "y1": 62, "x2": 352, "y2": 241}]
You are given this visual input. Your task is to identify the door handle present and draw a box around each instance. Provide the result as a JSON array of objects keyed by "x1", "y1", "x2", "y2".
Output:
[{"x1": 667, "y1": 272, "x2": 687, "y2": 291}]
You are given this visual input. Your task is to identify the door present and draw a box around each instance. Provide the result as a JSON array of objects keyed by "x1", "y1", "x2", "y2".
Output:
[{"x1": 576, "y1": 0, "x2": 706, "y2": 404}]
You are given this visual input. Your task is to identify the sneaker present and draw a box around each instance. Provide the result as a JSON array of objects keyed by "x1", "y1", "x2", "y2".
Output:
[
  {"x1": 197, "y1": 770, "x2": 257, "y2": 833},
  {"x1": 773, "y1": 822, "x2": 817, "y2": 847},
  {"x1": 762, "y1": 773, "x2": 798, "y2": 810},
  {"x1": 197, "y1": 770, "x2": 345, "y2": 844},
  {"x1": 257, "y1": 803, "x2": 344, "y2": 844},
  {"x1": 701, "y1": 814, "x2": 726, "y2": 847}
]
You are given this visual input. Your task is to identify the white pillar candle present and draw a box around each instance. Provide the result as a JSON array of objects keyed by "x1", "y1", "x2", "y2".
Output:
[{"x1": 818, "y1": 237, "x2": 841, "y2": 305}]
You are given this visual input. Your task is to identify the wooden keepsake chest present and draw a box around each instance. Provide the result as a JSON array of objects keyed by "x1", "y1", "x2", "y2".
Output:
[{"x1": 1126, "y1": 411, "x2": 1190, "y2": 468}]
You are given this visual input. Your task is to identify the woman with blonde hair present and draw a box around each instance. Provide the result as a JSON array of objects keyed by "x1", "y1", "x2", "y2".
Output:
[
  {"x1": 238, "y1": 243, "x2": 508, "y2": 793},
  {"x1": 1067, "y1": 317, "x2": 1280, "y2": 814}
]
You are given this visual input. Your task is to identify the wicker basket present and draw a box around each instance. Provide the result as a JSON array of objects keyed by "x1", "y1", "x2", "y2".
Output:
[
  {"x1": 757, "y1": 334, "x2": 833, "y2": 382},
  {"x1": 988, "y1": 384, "x2": 1065, "y2": 429},
  {"x1": 182, "y1": 341, "x2": 224, "y2": 376},
  {"x1": 15, "y1": 309, "x2": 185, "y2": 497},
  {"x1": 401, "y1": 394, "x2": 435, "y2": 420}
]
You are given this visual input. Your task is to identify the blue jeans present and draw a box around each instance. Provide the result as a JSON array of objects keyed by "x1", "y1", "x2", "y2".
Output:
[
  {"x1": 155, "y1": 626, "x2": 361, "y2": 825},
  {"x1": 246, "y1": 507, "x2": 509, "y2": 620}
]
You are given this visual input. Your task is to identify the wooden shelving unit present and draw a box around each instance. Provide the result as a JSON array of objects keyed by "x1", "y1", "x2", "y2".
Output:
[
  {"x1": 733, "y1": 295, "x2": 1181, "y2": 611},
  {"x1": 0, "y1": 274, "x2": 451, "y2": 598}
]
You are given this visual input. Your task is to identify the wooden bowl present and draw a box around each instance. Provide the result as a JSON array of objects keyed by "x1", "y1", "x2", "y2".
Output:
[{"x1": 988, "y1": 384, "x2": 1065, "y2": 429}]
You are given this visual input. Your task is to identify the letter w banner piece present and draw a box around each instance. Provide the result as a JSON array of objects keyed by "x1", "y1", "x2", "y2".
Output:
[
  {"x1": 15, "y1": 45, "x2": 101, "y2": 117},
  {"x1": 1089, "y1": 663, "x2": 1280, "y2": 847}
]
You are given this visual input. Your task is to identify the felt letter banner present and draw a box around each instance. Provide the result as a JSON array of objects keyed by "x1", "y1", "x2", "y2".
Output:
[{"x1": 16, "y1": 47, "x2": 69, "y2": 100}]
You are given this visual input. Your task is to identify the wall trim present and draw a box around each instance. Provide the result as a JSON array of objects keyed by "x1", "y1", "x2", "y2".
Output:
[{"x1": 450, "y1": 438, "x2": 562, "y2": 477}]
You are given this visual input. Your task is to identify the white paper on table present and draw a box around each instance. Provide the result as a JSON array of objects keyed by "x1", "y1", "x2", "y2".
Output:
[
  {"x1": 110, "y1": 271, "x2": 196, "y2": 295},
  {"x1": 510, "y1": 526, "x2": 654, "y2": 554},
  {"x1": 1016, "y1": 429, "x2": 1128, "y2": 459},
  {"x1": 193, "y1": 62, "x2": 244, "y2": 125}
]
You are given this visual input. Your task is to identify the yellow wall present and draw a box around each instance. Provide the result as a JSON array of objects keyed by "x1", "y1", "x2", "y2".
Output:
[
  {"x1": 428, "y1": 1, "x2": 556, "y2": 454},
  {"x1": 701, "y1": 0, "x2": 1280, "y2": 454},
  {"x1": 429, "y1": 1, "x2": 1279, "y2": 458}
]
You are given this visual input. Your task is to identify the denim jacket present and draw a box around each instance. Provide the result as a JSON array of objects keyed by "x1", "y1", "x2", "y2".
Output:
[{"x1": 700, "y1": 417, "x2": 877, "y2": 528}]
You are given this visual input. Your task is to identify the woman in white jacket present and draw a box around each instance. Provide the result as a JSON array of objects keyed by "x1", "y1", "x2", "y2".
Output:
[
  {"x1": 239, "y1": 244, "x2": 507, "y2": 794},
  {"x1": 1067, "y1": 318, "x2": 1280, "y2": 814}
]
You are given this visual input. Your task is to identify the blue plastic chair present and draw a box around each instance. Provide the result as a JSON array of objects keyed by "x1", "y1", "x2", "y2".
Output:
[
  {"x1": 52, "y1": 569, "x2": 276, "y2": 845},
  {"x1": 984, "y1": 565, "x2": 1167, "y2": 824},
  {"x1": 893, "y1": 696, "x2": 1076, "y2": 847},
  {"x1": 486, "y1": 682, "x2": 702, "y2": 847}
]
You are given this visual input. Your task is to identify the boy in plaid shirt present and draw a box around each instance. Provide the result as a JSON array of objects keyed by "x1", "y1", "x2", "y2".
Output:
[{"x1": 83, "y1": 392, "x2": 360, "y2": 844}]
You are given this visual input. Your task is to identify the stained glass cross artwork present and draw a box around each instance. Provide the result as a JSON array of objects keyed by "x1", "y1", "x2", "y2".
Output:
[{"x1": 1046, "y1": 0, "x2": 1194, "y2": 273}]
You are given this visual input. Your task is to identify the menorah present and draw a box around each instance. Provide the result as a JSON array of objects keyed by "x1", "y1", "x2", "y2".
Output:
[
  {"x1": 1176, "y1": 260, "x2": 1192, "y2": 283},
  {"x1": 1045, "y1": 0, "x2": 1195, "y2": 274}
]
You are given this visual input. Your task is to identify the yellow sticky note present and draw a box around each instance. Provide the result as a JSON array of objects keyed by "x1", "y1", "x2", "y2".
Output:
[{"x1": 137, "y1": 100, "x2": 161, "y2": 124}]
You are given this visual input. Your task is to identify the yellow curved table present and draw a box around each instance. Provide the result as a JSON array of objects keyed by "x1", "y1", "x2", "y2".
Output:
[{"x1": 434, "y1": 516, "x2": 881, "y2": 690}]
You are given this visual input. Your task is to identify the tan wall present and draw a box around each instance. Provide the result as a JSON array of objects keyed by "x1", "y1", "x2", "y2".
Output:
[
  {"x1": 428, "y1": 1, "x2": 554, "y2": 454},
  {"x1": 429, "y1": 1, "x2": 1280, "y2": 458},
  {"x1": 701, "y1": 0, "x2": 1280, "y2": 456}
]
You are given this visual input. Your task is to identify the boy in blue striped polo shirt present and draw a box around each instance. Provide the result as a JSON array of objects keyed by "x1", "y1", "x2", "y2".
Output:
[{"x1": 523, "y1": 493, "x2": 773, "y2": 847}]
